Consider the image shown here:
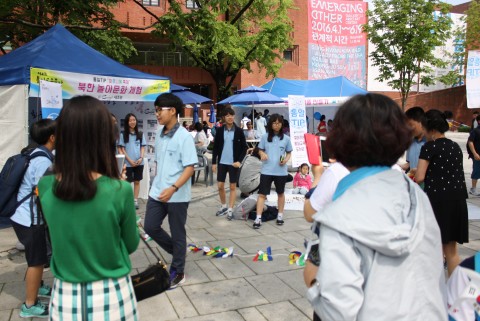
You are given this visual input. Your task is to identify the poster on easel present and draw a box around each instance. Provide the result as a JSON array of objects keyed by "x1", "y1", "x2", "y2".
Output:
[
  {"x1": 288, "y1": 95, "x2": 309, "y2": 167},
  {"x1": 40, "y1": 80, "x2": 62, "y2": 120}
]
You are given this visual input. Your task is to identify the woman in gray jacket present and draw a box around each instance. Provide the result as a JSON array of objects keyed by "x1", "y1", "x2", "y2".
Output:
[{"x1": 307, "y1": 94, "x2": 447, "y2": 321}]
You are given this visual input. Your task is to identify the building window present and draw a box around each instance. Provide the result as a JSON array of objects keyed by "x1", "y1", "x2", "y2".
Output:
[
  {"x1": 143, "y1": 0, "x2": 159, "y2": 6},
  {"x1": 186, "y1": 0, "x2": 200, "y2": 9},
  {"x1": 283, "y1": 45, "x2": 299, "y2": 65}
]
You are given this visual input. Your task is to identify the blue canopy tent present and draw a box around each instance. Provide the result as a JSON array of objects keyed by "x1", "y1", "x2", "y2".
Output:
[
  {"x1": 261, "y1": 76, "x2": 367, "y2": 100},
  {"x1": 0, "y1": 24, "x2": 170, "y2": 170}
]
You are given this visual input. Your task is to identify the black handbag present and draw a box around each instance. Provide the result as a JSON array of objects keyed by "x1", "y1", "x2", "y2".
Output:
[{"x1": 131, "y1": 235, "x2": 170, "y2": 301}]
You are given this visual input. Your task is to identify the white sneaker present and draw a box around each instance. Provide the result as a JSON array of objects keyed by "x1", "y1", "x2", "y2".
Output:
[
  {"x1": 226, "y1": 209, "x2": 233, "y2": 220},
  {"x1": 470, "y1": 188, "x2": 480, "y2": 196},
  {"x1": 216, "y1": 206, "x2": 228, "y2": 216}
]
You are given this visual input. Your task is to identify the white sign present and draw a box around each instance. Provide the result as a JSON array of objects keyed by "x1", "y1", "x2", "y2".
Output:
[
  {"x1": 288, "y1": 95, "x2": 309, "y2": 167},
  {"x1": 40, "y1": 80, "x2": 62, "y2": 119},
  {"x1": 466, "y1": 50, "x2": 480, "y2": 109}
]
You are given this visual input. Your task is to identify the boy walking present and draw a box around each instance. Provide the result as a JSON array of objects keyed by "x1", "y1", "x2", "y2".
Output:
[
  {"x1": 144, "y1": 93, "x2": 197, "y2": 289},
  {"x1": 212, "y1": 107, "x2": 247, "y2": 219},
  {"x1": 10, "y1": 119, "x2": 55, "y2": 318}
]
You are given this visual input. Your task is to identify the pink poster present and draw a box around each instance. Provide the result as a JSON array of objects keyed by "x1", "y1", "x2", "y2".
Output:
[{"x1": 308, "y1": 0, "x2": 367, "y2": 88}]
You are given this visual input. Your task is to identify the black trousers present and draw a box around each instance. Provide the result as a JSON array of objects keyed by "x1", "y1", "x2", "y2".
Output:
[{"x1": 144, "y1": 198, "x2": 189, "y2": 273}]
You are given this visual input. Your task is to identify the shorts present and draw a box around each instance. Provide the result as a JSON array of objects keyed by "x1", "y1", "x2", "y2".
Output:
[
  {"x1": 217, "y1": 164, "x2": 239, "y2": 183},
  {"x1": 126, "y1": 165, "x2": 144, "y2": 183},
  {"x1": 258, "y1": 174, "x2": 289, "y2": 195},
  {"x1": 11, "y1": 221, "x2": 48, "y2": 267},
  {"x1": 472, "y1": 160, "x2": 480, "y2": 180}
]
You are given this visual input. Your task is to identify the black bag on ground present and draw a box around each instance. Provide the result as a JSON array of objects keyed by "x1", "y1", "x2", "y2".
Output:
[
  {"x1": 248, "y1": 205, "x2": 279, "y2": 222},
  {"x1": 0, "y1": 148, "x2": 52, "y2": 217},
  {"x1": 131, "y1": 235, "x2": 170, "y2": 301}
]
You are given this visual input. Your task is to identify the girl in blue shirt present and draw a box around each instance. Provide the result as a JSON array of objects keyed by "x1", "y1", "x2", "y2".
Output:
[
  {"x1": 254, "y1": 114, "x2": 292, "y2": 229},
  {"x1": 119, "y1": 113, "x2": 146, "y2": 209}
]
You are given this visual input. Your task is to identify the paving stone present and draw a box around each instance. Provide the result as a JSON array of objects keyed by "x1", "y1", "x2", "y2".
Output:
[
  {"x1": 251, "y1": 222, "x2": 284, "y2": 235},
  {"x1": 237, "y1": 307, "x2": 268, "y2": 321},
  {"x1": 186, "y1": 218, "x2": 212, "y2": 230},
  {"x1": 290, "y1": 297, "x2": 315, "y2": 320},
  {"x1": 0, "y1": 282, "x2": 23, "y2": 310},
  {"x1": 0, "y1": 309, "x2": 12, "y2": 320},
  {"x1": 166, "y1": 288, "x2": 198, "y2": 319},
  {"x1": 270, "y1": 218, "x2": 311, "y2": 232},
  {"x1": 232, "y1": 234, "x2": 298, "y2": 253},
  {"x1": 205, "y1": 225, "x2": 259, "y2": 240},
  {"x1": 245, "y1": 274, "x2": 301, "y2": 303},
  {"x1": 0, "y1": 264, "x2": 27, "y2": 284},
  {"x1": 275, "y1": 270, "x2": 308, "y2": 296},
  {"x1": 210, "y1": 257, "x2": 256, "y2": 279},
  {"x1": 195, "y1": 260, "x2": 226, "y2": 281},
  {"x1": 183, "y1": 279, "x2": 268, "y2": 315},
  {"x1": 130, "y1": 248, "x2": 153, "y2": 269},
  {"x1": 137, "y1": 292, "x2": 178, "y2": 321},
  {"x1": 236, "y1": 251, "x2": 302, "y2": 275},
  {"x1": 182, "y1": 311, "x2": 244, "y2": 321},
  {"x1": 277, "y1": 231, "x2": 307, "y2": 249},
  {"x1": 256, "y1": 301, "x2": 310, "y2": 321},
  {"x1": 0, "y1": 229, "x2": 17, "y2": 253},
  {"x1": 8, "y1": 309, "x2": 22, "y2": 321},
  {"x1": 187, "y1": 229, "x2": 217, "y2": 243},
  {"x1": 184, "y1": 261, "x2": 210, "y2": 285}
]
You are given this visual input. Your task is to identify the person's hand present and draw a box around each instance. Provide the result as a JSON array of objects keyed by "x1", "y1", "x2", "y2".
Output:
[
  {"x1": 246, "y1": 148, "x2": 254, "y2": 155},
  {"x1": 120, "y1": 164, "x2": 127, "y2": 180},
  {"x1": 232, "y1": 161, "x2": 241, "y2": 168},
  {"x1": 159, "y1": 186, "x2": 175, "y2": 202},
  {"x1": 280, "y1": 159, "x2": 288, "y2": 166},
  {"x1": 409, "y1": 168, "x2": 417, "y2": 176},
  {"x1": 475, "y1": 153, "x2": 480, "y2": 161},
  {"x1": 212, "y1": 164, "x2": 217, "y2": 173},
  {"x1": 259, "y1": 150, "x2": 268, "y2": 161},
  {"x1": 303, "y1": 260, "x2": 319, "y2": 287}
]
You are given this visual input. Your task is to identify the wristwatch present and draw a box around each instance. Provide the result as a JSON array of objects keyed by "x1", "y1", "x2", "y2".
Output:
[{"x1": 171, "y1": 184, "x2": 179, "y2": 192}]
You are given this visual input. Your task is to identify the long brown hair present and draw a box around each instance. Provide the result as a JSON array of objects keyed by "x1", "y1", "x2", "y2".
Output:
[{"x1": 54, "y1": 96, "x2": 119, "y2": 201}]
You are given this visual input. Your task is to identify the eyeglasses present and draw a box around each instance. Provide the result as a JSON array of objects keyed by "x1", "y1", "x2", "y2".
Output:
[
  {"x1": 155, "y1": 107, "x2": 173, "y2": 113},
  {"x1": 272, "y1": 122, "x2": 283, "y2": 126}
]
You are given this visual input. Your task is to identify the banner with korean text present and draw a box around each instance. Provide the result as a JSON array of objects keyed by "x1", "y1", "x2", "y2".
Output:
[
  {"x1": 30, "y1": 68, "x2": 170, "y2": 101},
  {"x1": 308, "y1": 0, "x2": 367, "y2": 88},
  {"x1": 467, "y1": 50, "x2": 480, "y2": 109},
  {"x1": 288, "y1": 95, "x2": 309, "y2": 168}
]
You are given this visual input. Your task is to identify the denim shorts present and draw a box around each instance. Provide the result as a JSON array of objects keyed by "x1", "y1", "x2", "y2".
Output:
[{"x1": 472, "y1": 160, "x2": 480, "y2": 180}]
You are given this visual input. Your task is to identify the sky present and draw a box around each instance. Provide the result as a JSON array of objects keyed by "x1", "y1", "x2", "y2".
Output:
[{"x1": 444, "y1": 0, "x2": 470, "y2": 4}]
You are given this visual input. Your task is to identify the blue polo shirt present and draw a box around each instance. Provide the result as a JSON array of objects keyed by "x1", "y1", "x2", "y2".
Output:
[
  {"x1": 11, "y1": 147, "x2": 53, "y2": 227},
  {"x1": 149, "y1": 123, "x2": 197, "y2": 203},
  {"x1": 118, "y1": 132, "x2": 146, "y2": 167},
  {"x1": 406, "y1": 136, "x2": 426, "y2": 169},
  {"x1": 220, "y1": 126, "x2": 235, "y2": 165},
  {"x1": 258, "y1": 134, "x2": 292, "y2": 176}
]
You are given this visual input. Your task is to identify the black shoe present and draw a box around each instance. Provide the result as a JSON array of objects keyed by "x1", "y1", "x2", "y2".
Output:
[
  {"x1": 170, "y1": 273, "x2": 185, "y2": 289},
  {"x1": 253, "y1": 221, "x2": 261, "y2": 229},
  {"x1": 276, "y1": 218, "x2": 284, "y2": 226}
]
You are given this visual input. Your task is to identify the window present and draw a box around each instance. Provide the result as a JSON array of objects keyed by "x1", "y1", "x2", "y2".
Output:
[
  {"x1": 186, "y1": 0, "x2": 200, "y2": 9},
  {"x1": 143, "y1": 0, "x2": 159, "y2": 6},
  {"x1": 283, "y1": 45, "x2": 299, "y2": 65}
]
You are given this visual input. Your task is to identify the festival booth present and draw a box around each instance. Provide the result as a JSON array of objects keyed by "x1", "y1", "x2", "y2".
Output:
[
  {"x1": 0, "y1": 24, "x2": 170, "y2": 198},
  {"x1": 260, "y1": 76, "x2": 367, "y2": 132}
]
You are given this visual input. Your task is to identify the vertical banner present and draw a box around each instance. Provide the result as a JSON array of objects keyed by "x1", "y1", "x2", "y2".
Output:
[
  {"x1": 40, "y1": 80, "x2": 63, "y2": 119},
  {"x1": 308, "y1": 0, "x2": 367, "y2": 88},
  {"x1": 467, "y1": 50, "x2": 480, "y2": 109},
  {"x1": 288, "y1": 95, "x2": 309, "y2": 168}
]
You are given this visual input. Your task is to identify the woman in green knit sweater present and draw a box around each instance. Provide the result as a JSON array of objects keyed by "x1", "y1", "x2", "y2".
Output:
[{"x1": 38, "y1": 96, "x2": 139, "y2": 321}]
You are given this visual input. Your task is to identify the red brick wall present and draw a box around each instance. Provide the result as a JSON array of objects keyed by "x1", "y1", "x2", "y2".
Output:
[{"x1": 376, "y1": 86, "x2": 475, "y2": 126}]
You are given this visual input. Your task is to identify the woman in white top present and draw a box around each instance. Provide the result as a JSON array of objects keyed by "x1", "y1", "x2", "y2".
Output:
[{"x1": 194, "y1": 122, "x2": 209, "y2": 153}]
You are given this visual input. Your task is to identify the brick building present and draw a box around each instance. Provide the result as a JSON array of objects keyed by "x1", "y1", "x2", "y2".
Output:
[{"x1": 113, "y1": 1, "x2": 476, "y2": 124}]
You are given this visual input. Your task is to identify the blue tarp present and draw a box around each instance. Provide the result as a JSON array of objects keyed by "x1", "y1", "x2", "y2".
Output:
[
  {"x1": 0, "y1": 24, "x2": 169, "y2": 86},
  {"x1": 261, "y1": 76, "x2": 367, "y2": 98}
]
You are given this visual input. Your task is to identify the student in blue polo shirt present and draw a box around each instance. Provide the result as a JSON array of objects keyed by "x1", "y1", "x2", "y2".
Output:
[
  {"x1": 118, "y1": 113, "x2": 146, "y2": 209},
  {"x1": 401, "y1": 106, "x2": 426, "y2": 174},
  {"x1": 254, "y1": 114, "x2": 292, "y2": 229},
  {"x1": 144, "y1": 93, "x2": 197, "y2": 289},
  {"x1": 11, "y1": 119, "x2": 56, "y2": 318}
]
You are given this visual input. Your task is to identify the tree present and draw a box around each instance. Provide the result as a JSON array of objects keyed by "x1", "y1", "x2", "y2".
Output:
[
  {"x1": 363, "y1": 0, "x2": 452, "y2": 109},
  {"x1": 0, "y1": 0, "x2": 137, "y2": 63},
  {"x1": 439, "y1": 0, "x2": 480, "y2": 87},
  {"x1": 133, "y1": 0, "x2": 294, "y2": 100}
]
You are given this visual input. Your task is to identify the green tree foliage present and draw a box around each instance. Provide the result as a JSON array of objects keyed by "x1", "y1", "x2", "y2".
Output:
[
  {"x1": 0, "y1": 0, "x2": 137, "y2": 63},
  {"x1": 440, "y1": 0, "x2": 480, "y2": 87},
  {"x1": 363, "y1": 0, "x2": 452, "y2": 109},
  {"x1": 134, "y1": 0, "x2": 294, "y2": 100}
]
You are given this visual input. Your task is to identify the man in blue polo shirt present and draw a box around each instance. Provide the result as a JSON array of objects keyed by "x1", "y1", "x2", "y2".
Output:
[
  {"x1": 144, "y1": 93, "x2": 197, "y2": 289},
  {"x1": 402, "y1": 106, "x2": 427, "y2": 174}
]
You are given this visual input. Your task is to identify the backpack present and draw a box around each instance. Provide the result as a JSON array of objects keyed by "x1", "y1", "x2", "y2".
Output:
[
  {"x1": 467, "y1": 128, "x2": 480, "y2": 159},
  {"x1": 0, "y1": 149, "x2": 52, "y2": 217}
]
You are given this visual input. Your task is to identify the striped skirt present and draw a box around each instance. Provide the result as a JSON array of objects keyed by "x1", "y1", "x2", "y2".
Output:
[{"x1": 49, "y1": 275, "x2": 138, "y2": 321}]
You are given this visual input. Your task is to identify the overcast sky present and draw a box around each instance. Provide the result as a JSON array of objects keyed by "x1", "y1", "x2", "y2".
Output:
[{"x1": 444, "y1": 0, "x2": 469, "y2": 4}]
